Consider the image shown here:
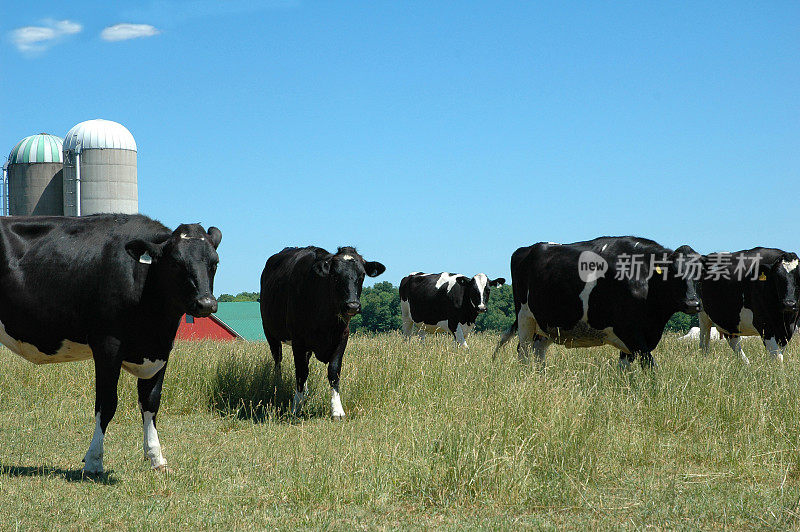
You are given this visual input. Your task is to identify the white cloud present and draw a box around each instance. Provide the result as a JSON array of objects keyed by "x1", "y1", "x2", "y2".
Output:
[
  {"x1": 10, "y1": 19, "x2": 82, "y2": 54},
  {"x1": 100, "y1": 23, "x2": 161, "y2": 42}
]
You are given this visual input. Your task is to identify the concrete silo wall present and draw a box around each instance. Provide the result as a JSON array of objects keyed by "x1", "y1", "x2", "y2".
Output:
[
  {"x1": 8, "y1": 163, "x2": 64, "y2": 216},
  {"x1": 63, "y1": 149, "x2": 137, "y2": 216}
]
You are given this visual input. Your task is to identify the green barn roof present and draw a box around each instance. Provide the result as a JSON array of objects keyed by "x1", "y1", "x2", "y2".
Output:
[{"x1": 214, "y1": 302, "x2": 265, "y2": 341}]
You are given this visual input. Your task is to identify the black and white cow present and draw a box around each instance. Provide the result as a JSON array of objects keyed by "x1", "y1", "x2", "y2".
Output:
[
  {"x1": 260, "y1": 246, "x2": 385, "y2": 419},
  {"x1": 698, "y1": 248, "x2": 799, "y2": 364},
  {"x1": 0, "y1": 214, "x2": 221, "y2": 473},
  {"x1": 495, "y1": 237, "x2": 702, "y2": 368},
  {"x1": 399, "y1": 272, "x2": 505, "y2": 347}
]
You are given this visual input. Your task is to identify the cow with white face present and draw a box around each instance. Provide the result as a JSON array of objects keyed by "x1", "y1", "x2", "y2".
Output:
[
  {"x1": 698, "y1": 248, "x2": 800, "y2": 363},
  {"x1": 399, "y1": 272, "x2": 505, "y2": 348}
]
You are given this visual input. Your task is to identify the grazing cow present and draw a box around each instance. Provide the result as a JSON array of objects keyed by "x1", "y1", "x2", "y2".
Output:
[
  {"x1": 495, "y1": 237, "x2": 702, "y2": 368},
  {"x1": 698, "y1": 248, "x2": 799, "y2": 364},
  {"x1": 399, "y1": 272, "x2": 505, "y2": 347},
  {"x1": 260, "y1": 246, "x2": 385, "y2": 419},
  {"x1": 0, "y1": 214, "x2": 221, "y2": 473}
]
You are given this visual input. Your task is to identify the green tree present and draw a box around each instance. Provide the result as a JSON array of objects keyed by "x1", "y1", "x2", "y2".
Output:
[
  {"x1": 665, "y1": 312, "x2": 699, "y2": 333},
  {"x1": 475, "y1": 284, "x2": 515, "y2": 332},
  {"x1": 217, "y1": 291, "x2": 260, "y2": 302},
  {"x1": 350, "y1": 281, "x2": 401, "y2": 333}
]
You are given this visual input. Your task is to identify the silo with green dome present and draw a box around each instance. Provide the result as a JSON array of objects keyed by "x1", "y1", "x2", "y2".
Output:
[{"x1": 5, "y1": 133, "x2": 65, "y2": 215}]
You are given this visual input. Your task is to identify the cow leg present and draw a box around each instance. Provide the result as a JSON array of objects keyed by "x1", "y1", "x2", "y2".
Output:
[
  {"x1": 618, "y1": 351, "x2": 635, "y2": 370},
  {"x1": 762, "y1": 337, "x2": 785, "y2": 363},
  {"x1": 137, "y1": 365, "x2": 168, "y2": 470},
  {"x1": 639, "y1": 351, "x2": 657, "y2": 370},
  {"x1": 453, "y1": 322, "x2": 468, "y2": 348},
  {"x1": 267, "y1": 335, "x2": 283, "y2": 388},
  {"x1": 532, "y1": 334, "x2": 551, "y2": 366},
  {"x1": 291, "y1": 342, "x2": 310, "y2": 416},
  {"x1": 517, "y1": 314, "x2": 536, "y2": 364},
  {"x1": 726, "y1": 336, "x2": 750, "y2": 365},
  {"x1": 328, "y1": 328, "x2": 349, "y2": 420},
  {"x1": 83, "y1": 336, "x2": 122, "y2": 474},
  {"x1": 698, "y1": 312, "x2": 713, "y2": 353},
  {"x1": 400, "y1": 303, "x2": 414, "y2": 339}
]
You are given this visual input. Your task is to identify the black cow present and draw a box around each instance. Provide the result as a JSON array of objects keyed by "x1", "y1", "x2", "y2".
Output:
[
  {"x1": 399, "y1": 272, "x2": 505, "y2": 347},
  {"x1": 698, "y1": 248, "x2": 799, "y2": 363},
  {"x1": 0, "y1": 214, "x2": 221, "y2": 473},
  {"x1": 495, "y1": 237, "x2": 702, "y2": 368},
  {"x1": 260, "y1": 246, "x2": 385, "y2": 419}
]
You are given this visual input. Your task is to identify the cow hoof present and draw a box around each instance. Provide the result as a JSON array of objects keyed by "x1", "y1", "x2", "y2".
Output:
[
  {"x1": 81, "y1": 467, "x2": 104, "y2": 478},
  {"x1": 152, "y1": 464, "x2": 172, "y2": 473},
  {"x1": 331, "y1": 413, "x2": 346, "y2": 421}
]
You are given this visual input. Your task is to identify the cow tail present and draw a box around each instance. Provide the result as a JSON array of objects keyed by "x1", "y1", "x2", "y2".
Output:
[{"x1": 493, "y1": 319, "x2": 518, "y2": 360}]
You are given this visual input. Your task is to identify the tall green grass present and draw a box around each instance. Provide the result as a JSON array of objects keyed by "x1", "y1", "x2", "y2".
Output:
[{"x1": 0, "y1": 333, "x2": 798, "y2": 528}]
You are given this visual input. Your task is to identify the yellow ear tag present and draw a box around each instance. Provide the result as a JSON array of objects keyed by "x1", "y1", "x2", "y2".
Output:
[
  {"x1": 758, "y1": 272, "x2": 767, "y2": 281},
  {"x1": 655, "y1": 267, "x2": 662, "y2": 275}
]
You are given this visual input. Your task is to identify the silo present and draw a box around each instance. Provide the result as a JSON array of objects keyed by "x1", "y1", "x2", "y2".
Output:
[
  {"x1": 5, "y1": 133, "x2": 64, "y2": 216},
  {"x1": 62, "y1": 119, "x2": 138, "y2": 216}
]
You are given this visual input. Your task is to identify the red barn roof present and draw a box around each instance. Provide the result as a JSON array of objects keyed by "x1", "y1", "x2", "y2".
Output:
[{"x1": 176, "y1": 313, "x2": 240, "y2": 341}]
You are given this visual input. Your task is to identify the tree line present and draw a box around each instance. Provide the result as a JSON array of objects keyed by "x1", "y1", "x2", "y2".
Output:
[{"x1": 218, "y1": 282, "x2": 697, "y2": 333}]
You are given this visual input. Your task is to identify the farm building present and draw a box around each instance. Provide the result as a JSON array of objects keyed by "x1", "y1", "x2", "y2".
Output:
[{"x1": 176, "y1": 301, "x2": 265, "y2": 341}]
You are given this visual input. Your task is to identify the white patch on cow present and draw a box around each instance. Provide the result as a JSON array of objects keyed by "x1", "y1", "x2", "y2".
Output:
[
  {"x1": 474, "y1": 273, "x2": 489, "y2": 310},
  {"x1": 420, "y1": 320, "x2": 450, "y2": 334},
  {"x1": 83, "y1": 413, "x2": 105, "y2": 474},
  {"x1": 680, "y1": 326, "x2": 722, "y2": 341},
  {"x1": 139, "y1": 252, "x2": 152, "y2": 264},
  {"x1": 141, "y1": 408, "x2": 167, "y2": 469},
  {"x1": 727, "y1": 336, "x2": 750, "y2": 365},
  {"x1": 579, "y1": 280, "x2": 596, "y2": 321},
  {"x1": 737, "y1": 307, "x2": 759, "y2": 336},
  {"x1": 0, "y1": 320, "x2": 92, "y2": 364},
  {"x1": 783, "y1": 259, "x2": 799, "y2": 273},
  {"x1": 634, "y1": 242, "x2": 640, "y2": 248},
  {"x1": 435, "y1": 273, "x2": 462, "y2": 292},
  {"x1": 341, "y1": 255, "x2": 355, "y2": 261},
  {"x1": 601, "y1": 244, "x2": 608, "y2": 252},
  {"x1": 409, "y1": 272, "x2": 421, "y2": 276},
  {"x1": 547, "y1": 242, "x2": 561, "y2": 245},
  {"x1": 121, "y1": 359, "x2": 166, "y2": 380},
  {"x1": 331, "y1": 389, "x2": 345, "y2": 419},
  {"x1": 763, "y1": 337, "x2": 784, "y2": 362}
]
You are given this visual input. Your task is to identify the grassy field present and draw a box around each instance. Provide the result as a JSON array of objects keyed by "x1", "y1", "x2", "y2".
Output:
[{"x1": 1, "y1": 332, "x2": 800, "y2": 529}]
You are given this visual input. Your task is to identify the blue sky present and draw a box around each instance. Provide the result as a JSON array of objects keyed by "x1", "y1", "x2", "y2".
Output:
[{"x1": 2, "y1": 1, "x2": 798, "y2": 295}]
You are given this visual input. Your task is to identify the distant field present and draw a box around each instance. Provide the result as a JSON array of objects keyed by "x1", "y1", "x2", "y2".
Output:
[{"x1": 1, "y1": 332, "x2": 799, "y2": 529}]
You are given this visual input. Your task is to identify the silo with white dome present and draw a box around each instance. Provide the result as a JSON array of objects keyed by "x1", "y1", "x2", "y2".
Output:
[{"x1": 62, "y1": 119, "x2": 138, "y2": 216}]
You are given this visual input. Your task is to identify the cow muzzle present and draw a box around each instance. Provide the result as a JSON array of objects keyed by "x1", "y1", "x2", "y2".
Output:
[
  {"x1": 683, "y1": 299, "x2": 702, "y2": 315},
  {"x1": 190, "y1": 296, "x2": 218, "y2": 317},
  {"x1": 783, "y1": 300, "x2": 799, "y2": 314},
  {"x1": 344, "y1": 301, "x2": 361, "y2": 316},
  {"x1": 477, "y1": 306, "x2": 488, "y2": 313}
]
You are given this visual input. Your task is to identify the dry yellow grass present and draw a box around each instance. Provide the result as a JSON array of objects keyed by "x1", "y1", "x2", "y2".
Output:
[{"x1": 0, "y1": 332, "x2": 799, "y2": 529}]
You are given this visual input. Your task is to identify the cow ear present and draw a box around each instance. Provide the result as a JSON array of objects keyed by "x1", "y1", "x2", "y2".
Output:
[
  {"x1": 364, "y1": 261, "x2": 386, "y2": 278},
  {"x1": 125, "y1": 239, "x2": 164, "y2": 265},
  {"x1": 312, "y1": 259, "x2": 331, "y2": 277},
  {"x1": 490, "y1": 277, "x2": 506, "y2": 287},
  {"x1": 206, "y1": 227, "x2": 222, "y2": 249}
]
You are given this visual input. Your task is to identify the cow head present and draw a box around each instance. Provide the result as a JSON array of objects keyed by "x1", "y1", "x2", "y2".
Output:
[
  {"x1": 760, "y1": 252, "x2": 800, "y2": 314},
  {"x1": 456, "y1": 274, "x2": 505, "y2": 313},
  {"x1": 312, "y1": 247, "x2": 385, "y2": 319},
  {"x1": 662, "y1": 245, "x2": 702, "y2": 315},
  {"x1": 125, "y1": 224, "x2": 222, "y2": 318}
]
